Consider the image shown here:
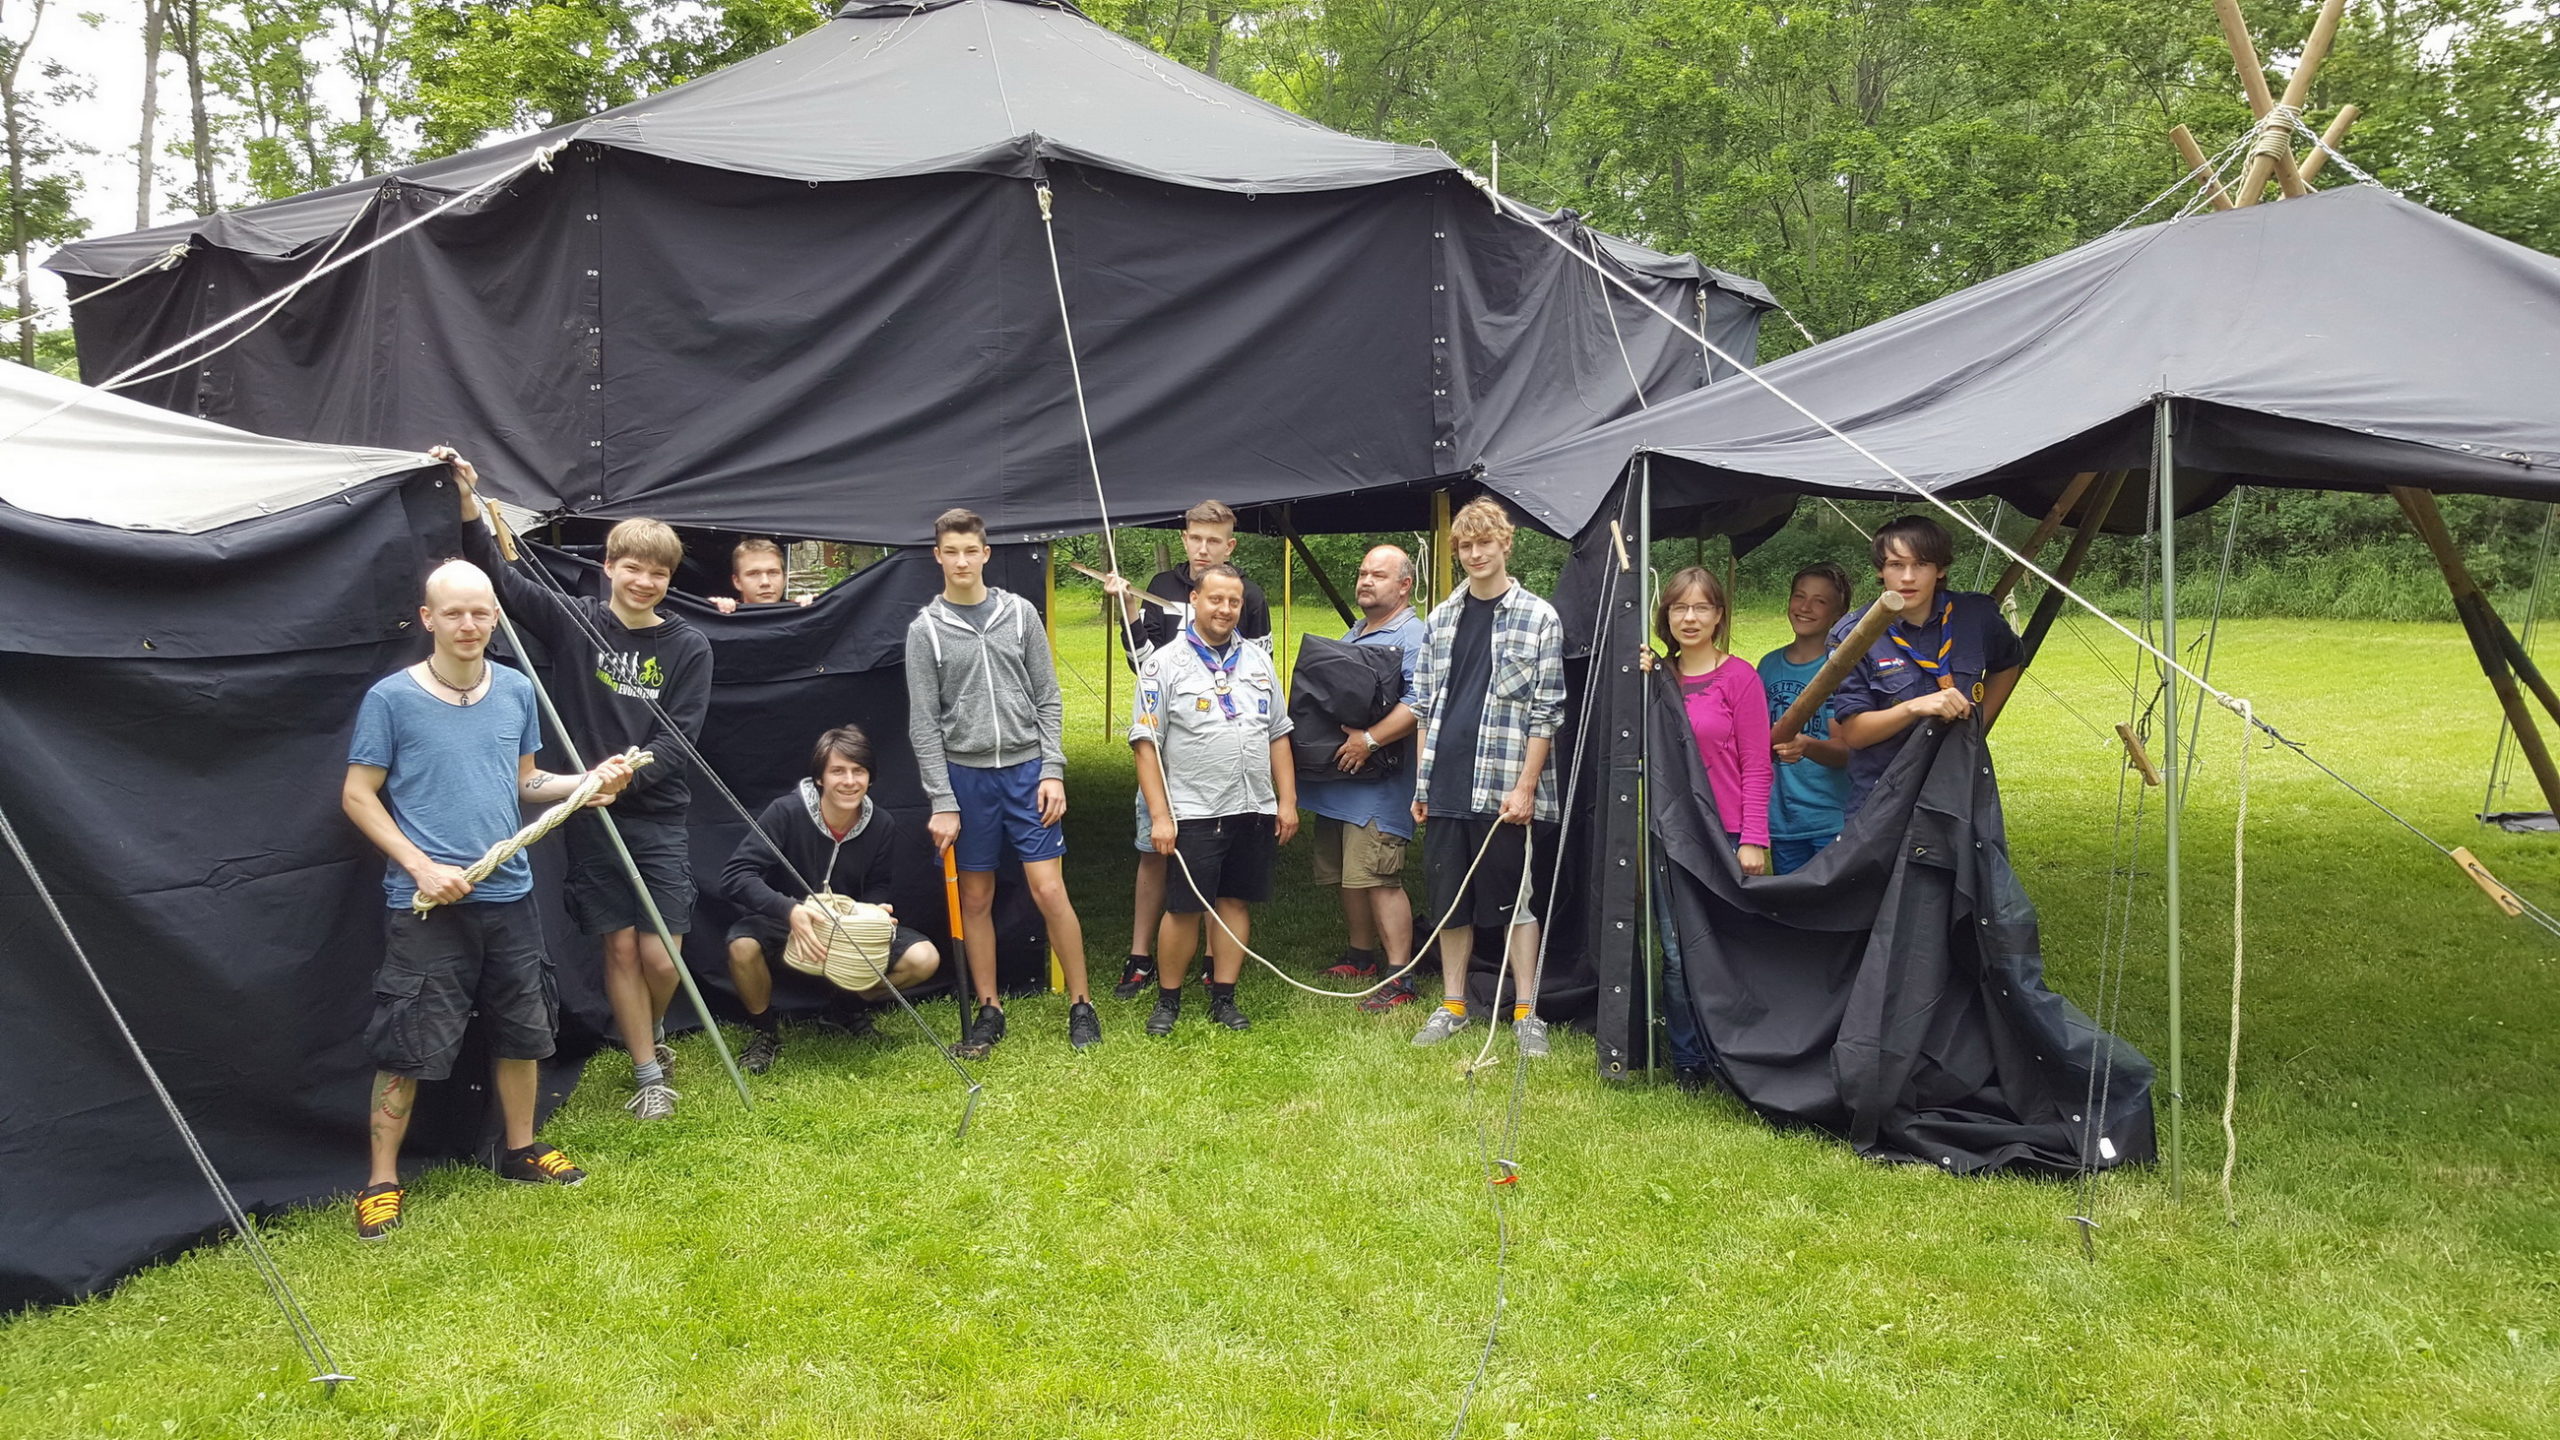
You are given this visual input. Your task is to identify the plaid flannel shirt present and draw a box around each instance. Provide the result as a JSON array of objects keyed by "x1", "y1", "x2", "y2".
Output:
[{"x1": 1412, "y1": 578, "x2": 1567, "y2": 821}]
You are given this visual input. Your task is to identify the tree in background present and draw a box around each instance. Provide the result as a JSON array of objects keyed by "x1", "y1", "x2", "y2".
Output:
[{"x1": 2, "y1": 0, "x2": 87, "y2": 367}]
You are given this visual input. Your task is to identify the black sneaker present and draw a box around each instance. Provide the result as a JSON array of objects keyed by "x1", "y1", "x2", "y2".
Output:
[
  {"x1": 951, "y1": 1002, "x2": 1006, "y2": 1060},
  {"x1": 1068, "y1": 1000, "x2": 1103, "y2": 1049},
  {"x1": 1207, "y1": 994, "x2": 1252, "y2": 1031},
  {"x1": 1146, "y1": 989, "x2": 1183, "y2": 1036},
  {"x1": 497, "y1": 1142, "x2": 587, "y2": 1186},
  {"x1": 819, "y1": 1001, "x2": 878, "y2": 1040},
  {"x1": 353, "y1": 1181, "x2": 404, "y2": 1240},
  {"x1": 738, "y1": 1027, "x2": 782, "y2": 1075},
  {"x1": 1673, "y1": 1065, "x2": 1710, "y2": 1094},
  {"x1": 1111, "y1": 957, "x2": 1156, "y2": 1001}
]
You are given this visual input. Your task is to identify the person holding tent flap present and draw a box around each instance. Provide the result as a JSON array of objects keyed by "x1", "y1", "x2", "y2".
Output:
[
  {"x1": 1830, "y1": 516, "x2": 2025, "y2": 817},
  {"x1": 447, "y1": 450, "x2": 714, "y2": 1122},
  {"x1": 341, "y1": 560, "x2": 634, "y2": 1240}
]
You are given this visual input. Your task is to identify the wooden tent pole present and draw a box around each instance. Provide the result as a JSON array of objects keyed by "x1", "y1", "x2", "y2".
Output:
[
  {"x1": 1280, "y1": 514, "x2": 1357, "y2": 627},
  {"x1": 2293, "y1": 104, "x2": 2359, "y2": 185},
  {"x1": 2016, "y1": 469, "x2": 2133, "y2": 667},
  {"x1": 1990, "y1": 470, "x2": 2101, "y2": 605},
  {"x1": 2211, "y1": 0, "x2": 2279, "y2": 116},
  {"x1": 2234, "y1": 0, "x2": 2346, "y2": 206},
  {"x1": 2169, "y1": 127, "x2": 2235, "y2": 212},
  {"x1": 2391, "y1": 485, "x2": 2560, "y2": 816},
  {"x1": 1430, "y1": 488, "x2": 1453, "y2": 609},
  {"x1": 1771, "y1": 592, "x2": 1906, "y2": 744}
]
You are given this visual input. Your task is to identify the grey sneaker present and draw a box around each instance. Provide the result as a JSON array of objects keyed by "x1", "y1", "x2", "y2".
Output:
[
  {"x1": 1513, "y1": 1015, "x2": 1550, "y2": 1059},
  {"x1": 625, "y1": 1082, "x2": 679, "y2": 1120},
  {"x1": 1411, "y1": 1007, "x2": 1475, "y2": 1047},
  {"x1": 654, "y1": 1041, "x2": 676, "y2": 1071}
]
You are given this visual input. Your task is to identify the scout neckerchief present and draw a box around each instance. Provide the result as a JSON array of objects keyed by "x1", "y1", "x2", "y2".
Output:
[
  {"x1": 1185, "y1": 624, "x2": 1243, "y2": 719},
  {"x1": 1889, "y1": 596, "x2": 1958, "y2": 692}
]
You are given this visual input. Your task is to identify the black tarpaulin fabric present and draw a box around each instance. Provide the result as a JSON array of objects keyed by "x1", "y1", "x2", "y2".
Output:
[
  {"x1": 1644, "y1": 673, "x2": 2155, "y2": 1176},
  {"x1": 1484, "y1": 187, "x2": 2560, "y2": 538},
  {"x1": 51, "y1": 1, "x2": 1768, "y2": 544},
  {"x1": 0, "y1": 471, "x2": 560, "y2": 1309}
]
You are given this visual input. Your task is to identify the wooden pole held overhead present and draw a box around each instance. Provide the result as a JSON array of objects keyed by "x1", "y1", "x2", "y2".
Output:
[
  {"x1": 1280, "y1": 514, "x2": 1358, "y2": 627},
  {"x1": 1771, "y1": 592, "x2": 1905, "y2": 744},
  {"x1": 2170, "y1": 126, "x2": 2235, "y2": 211},
  {"x1": 1991, "y1": 470, "x2": 2102, "y2": 605},
  {"x1": 2392, "y1": 484, "x2": 2560, "y2": 818}
]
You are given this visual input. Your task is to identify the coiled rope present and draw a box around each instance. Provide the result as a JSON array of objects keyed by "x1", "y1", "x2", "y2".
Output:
[{"x1": 413, "y1": 747, "x2": 652, "y2": 918}]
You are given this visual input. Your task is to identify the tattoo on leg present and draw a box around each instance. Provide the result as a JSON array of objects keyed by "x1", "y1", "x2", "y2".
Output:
[{"x1": 373, "y1": 1073, "x2": 415, "y2": 1121}]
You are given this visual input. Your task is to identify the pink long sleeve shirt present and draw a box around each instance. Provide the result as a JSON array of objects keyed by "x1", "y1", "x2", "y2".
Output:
[{"x1": 1678, "y1": 655, "x2": 1773, "y2": 850}]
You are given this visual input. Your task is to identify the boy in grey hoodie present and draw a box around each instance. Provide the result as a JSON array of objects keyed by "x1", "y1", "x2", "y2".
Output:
[{"x1": 906, "y1": 508, "x2": 1101, "y2": 1056}]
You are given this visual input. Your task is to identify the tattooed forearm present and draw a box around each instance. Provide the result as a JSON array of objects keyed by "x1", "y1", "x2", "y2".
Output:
[{"x1": 521, "y1": 770, "x2": 559, "y2": 794}]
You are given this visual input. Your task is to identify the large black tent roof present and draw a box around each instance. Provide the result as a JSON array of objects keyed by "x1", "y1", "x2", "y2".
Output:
[
  {"x1": 1483, "y1": 186, "x2": 2560, "y2": 538},
  {"x1": 50, "y1": 0, "x2": 1771, "y2": 543}
]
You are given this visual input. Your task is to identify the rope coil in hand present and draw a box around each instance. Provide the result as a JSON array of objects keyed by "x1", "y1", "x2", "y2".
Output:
[{"x1": 412, "y1": 748, "x2": 652, "y2": 917}]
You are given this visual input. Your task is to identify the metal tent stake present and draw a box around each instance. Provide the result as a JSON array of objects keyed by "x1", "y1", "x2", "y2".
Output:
[{"x1": 2155, "y1": 396, "x2": 2184, "y2": 1201}]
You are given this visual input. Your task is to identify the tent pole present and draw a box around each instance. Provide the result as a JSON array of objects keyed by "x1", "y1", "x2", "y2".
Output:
[
  {"x1": 1638, "y1": 455, "x2": 1658, "y2": 1076},
  {"x1": 1431, "y1": 489, "x2": 1453, "y2": 610},
  {"x1": 2154, "y1": 398, "x2": 2183, "y2": 1202},
  {"x1": 2391, "y1": 486, "x2": 2560, "y2": 815},
  {"x1": 1279, "y1": 514, "x2": 1294, "y2": 672},
  {"x1": 2015, "y1": 469, "x2": 2132, "y2": 670},
  {"x1": 491, "y1": 603, "x2": 753, "y2": 1111},
  {"x1": 1990, "y1": 471, "x2": 2100, "y2": 606},
  {"x1": 1045, "y1": 545, "x2": 1064, "y2": 995}
]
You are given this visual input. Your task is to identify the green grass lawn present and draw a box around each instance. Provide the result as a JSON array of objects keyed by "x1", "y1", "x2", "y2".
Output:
[{"x1": 3, "y1": 604, "x2": 2555, "y2": 1438}]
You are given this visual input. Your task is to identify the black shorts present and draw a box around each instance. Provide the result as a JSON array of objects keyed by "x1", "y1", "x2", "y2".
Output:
[
  {"x1": 1425, "y1": 815, "x2": 1559, "y2": 932},
  {"x1": 564, "y1": 811, "x2": 695, "y2": 938},
  {"x1": 365, "y1": 898, "x2": 557, "y2": 1081},
  {"x1": 1163, "y1": 813, "x2": 1276, "y2": 914}
]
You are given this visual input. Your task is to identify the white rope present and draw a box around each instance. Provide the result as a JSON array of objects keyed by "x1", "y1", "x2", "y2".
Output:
[
  {"x1": 2113, "y1": 127, "x2": 2256, "y2": 234},
  {"x1": 1468, "y1": 173, "x2": 2251, "y2": 726},
  {"x1": 412, "y1": 747, "x2": 651, "y2": 917},
  {"x1": 0, "y1": 146, "x2": 557, "y2": 450},
  {"x1": 2221, "y1": 699, "x2": 2252, "y2": 1223},
  {"x1": 2249, "y1": 104, "x2": 2303, "y2": 163},
  {"x1": 1586, "y1": 231, "x2": 1650, "y2": 412},
  {"x1": 102, "y1": 209, "x2": 369, "y2": 394},
  {"x1": 1168, "y1": 811, "x2": 1503, "y2": 998},
  {"x1": 9, "y1": 242, "x2": 190, "y2": 330}
]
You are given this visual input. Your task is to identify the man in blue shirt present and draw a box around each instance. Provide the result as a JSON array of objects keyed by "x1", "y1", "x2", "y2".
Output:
[
  {"x1": 340, "y1": 560, "x2": 633, "y2": 1240},
  {"x1": 1299, "y1": 545, "x2": 1428, "y2": 1008},
  {"x1": 1830, "y1": 516, "x2": 2025, "y2": 817}
]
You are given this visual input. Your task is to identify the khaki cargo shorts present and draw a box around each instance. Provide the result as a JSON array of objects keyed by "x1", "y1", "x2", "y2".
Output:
[{"x1": 1310, "y1": 816, "x2": 1409, "y2": 890}]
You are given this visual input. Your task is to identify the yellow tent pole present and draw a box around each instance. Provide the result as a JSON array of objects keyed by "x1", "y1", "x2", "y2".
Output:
[
  {"x1": 1431, "y1": 489, "x2": 1453, "y2": 608},
  {"x1": 1044, "y1": 545, "x2": 1064, "y2": 995}
]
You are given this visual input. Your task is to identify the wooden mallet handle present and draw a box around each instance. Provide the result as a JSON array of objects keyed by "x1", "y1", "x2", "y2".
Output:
[{"x1": 1770, "y1": 591, "x2": 1905, "y2": 744}]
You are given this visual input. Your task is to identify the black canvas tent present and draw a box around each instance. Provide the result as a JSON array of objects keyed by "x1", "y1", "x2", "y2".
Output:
[
  {"x1": 1486, "y1": 185, "x2": 2560, "y2": 534},
  {"x1": 49, "y1": 0, "x2": 1771, "y2": 542}
]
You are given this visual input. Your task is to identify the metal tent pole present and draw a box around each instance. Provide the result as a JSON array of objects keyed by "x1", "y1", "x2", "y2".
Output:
[
  {"x1": 1637, "y1": 455, "x2": 1658, "y2": 1075},
  {"x1": 2154, "y1": 397, "x2": 2184, "y2": 1200}
]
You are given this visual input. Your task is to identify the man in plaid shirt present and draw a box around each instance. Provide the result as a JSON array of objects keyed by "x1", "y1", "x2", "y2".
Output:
[{"x1": 1408, "y1": 497, "x2": 1567, "y2": 1059}]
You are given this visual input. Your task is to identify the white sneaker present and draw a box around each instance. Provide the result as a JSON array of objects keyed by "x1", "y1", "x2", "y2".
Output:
[
  {"x1": 1411, "y1": 1007, "x2": 1476, "y2": 1047},
  {"x1": 626, "y1": 1083, "x2": 679, "y2": 1121},
  {"x1": 1513, "y1": 1015, "x2": 1550, "y2": 1059}
]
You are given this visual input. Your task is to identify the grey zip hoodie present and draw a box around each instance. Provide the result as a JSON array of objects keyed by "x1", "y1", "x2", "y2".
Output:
[{"x1": 905, "y1": 587, "x2": 1066, "y2": 814}]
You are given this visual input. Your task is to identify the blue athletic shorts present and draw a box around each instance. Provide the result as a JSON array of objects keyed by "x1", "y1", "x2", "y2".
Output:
[{"x1": 948, "y1": 758, "x2": 1067, "y2": 873}]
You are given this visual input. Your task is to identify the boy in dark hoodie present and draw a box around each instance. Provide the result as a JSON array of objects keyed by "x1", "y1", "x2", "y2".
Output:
[
  {"x1": 720, "y1": 725, "x2": 940, "y2": 1073},
  {"x1": 907, "y1": 507, "x2": 1101, "y2": 1057},
  {"x1": 448, "y1": 450, "x2": 712, "y2": 1121}
]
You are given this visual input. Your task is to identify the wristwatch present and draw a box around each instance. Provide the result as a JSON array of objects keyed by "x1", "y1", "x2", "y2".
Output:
[{"x1": 1361, "y1": 730, "x2": 1380, "y2": 751}]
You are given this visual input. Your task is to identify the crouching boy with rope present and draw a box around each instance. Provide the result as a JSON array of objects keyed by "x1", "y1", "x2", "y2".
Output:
[
  {"x1": 342, "y1": 561, "x2": 635, "y2": 1240},
  {"x1": 1130, "y1": 563, "x2": 1297, "y2": 1035},
  {"x1": 719, "y1": 725, "x2": 941, "y2": 1072}
]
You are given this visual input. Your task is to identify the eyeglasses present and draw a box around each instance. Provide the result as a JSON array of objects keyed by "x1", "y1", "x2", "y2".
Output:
[{"x1": 1666, "y1": 604, "x2": 1720, "y2": 620}]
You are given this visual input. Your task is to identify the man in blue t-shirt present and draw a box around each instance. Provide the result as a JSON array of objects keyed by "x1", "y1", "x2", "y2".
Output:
[
  {"x1": 339, "y1": 560, "x2": 633, "y2": 1240},
  {"x1": 1756, "y1": 562, "x2": 1856, "y2": 873},
  {"x1": 1830, "y1": 516, "x2": 2025, "y2": 817},
  {"x1": 1300, "y1": 544, "x2": 1428, "y2": 1008}
]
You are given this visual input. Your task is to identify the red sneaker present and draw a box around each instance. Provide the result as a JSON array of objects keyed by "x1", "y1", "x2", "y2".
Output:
[{"x1": 1358, "y1": 979, "x2": 1418, "y2": 1012}]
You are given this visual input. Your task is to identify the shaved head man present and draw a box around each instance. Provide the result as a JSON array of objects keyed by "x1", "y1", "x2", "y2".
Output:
[{"x1": 339, "y1": 556, "x2": 634, "y2": 1239}]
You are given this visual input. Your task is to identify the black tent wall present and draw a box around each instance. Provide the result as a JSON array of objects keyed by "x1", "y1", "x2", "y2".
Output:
[{"x1": 64, "y1": 151, "x2": 1753, "y2": 543}]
